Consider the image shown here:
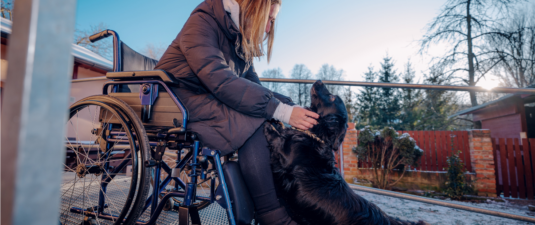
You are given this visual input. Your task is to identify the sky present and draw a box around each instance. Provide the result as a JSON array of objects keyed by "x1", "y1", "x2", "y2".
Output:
[{"x1": 74, "y1": 0, "x2": 534, "y2": 84}]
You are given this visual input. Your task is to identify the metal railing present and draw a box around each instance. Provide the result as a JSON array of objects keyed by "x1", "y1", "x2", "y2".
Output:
[{"x1": 72, "y1": 77, "x2": 535, "y2": 94}]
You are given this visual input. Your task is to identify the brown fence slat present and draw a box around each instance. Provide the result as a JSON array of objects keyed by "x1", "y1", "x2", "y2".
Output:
[
  {"x1": 515, "y1": 139, "x2": 526, "y2": 199},
  {"x1": 410, "y1": 131, "x2": 420, "y2": 170},
  {"x1": 429, "y1": 131, "x2": 436, "y2": 171},
  {"x1": 507, "y1": 138, "x2": 518, "y2": 198},
  {"x1": 444, "y1": 131, "x2": 451, "y2": 170},
  {"x1": 522, "y1": 138, "x2": 534, "y2": 200},
  {"x1": 491, "y1": 138, "x2": 500, "y2": 196},
  {"x1": 495, "y1": 142, "x2": 504, "y2": 196},
  {"x1": 455, "y1": 131, "x2": 467, "y2": 171},
  {"x1": 419, "y1": 131, "x2": 427, "y2": 171},
  {"x1": 462, "y1": 131, "x2": 472, "y2": 172},
  {"x1": 435, "y1": 131, "x2": 441, "y2": 171},
  {"x1": 530, "y1": 139, "x2": 535, "y2": 199},
  {"x1": 500, "y1": 138, "x2": 509, "y2": 197},
  {"x1": 439, "y1": 131, "x2": 447, "y2": 171},
  {"x1": 446, "y1": 131, "x2": 453, "y2": 158}
]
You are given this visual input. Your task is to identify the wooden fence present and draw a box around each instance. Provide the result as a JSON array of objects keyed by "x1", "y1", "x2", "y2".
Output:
[
  {"x1": 492, "y1": 138, "x2": 535, "y2": 200},
  {"x1": 356, "y1": 130, "x2": 472, "y2": 172}
]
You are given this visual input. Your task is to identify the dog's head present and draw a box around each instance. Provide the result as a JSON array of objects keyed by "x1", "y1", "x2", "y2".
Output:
[{"x1": 309, "y1": 80, "x2": 348, "y2": 151}]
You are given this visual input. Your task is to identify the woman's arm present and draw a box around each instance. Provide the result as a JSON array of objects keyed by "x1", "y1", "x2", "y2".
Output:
[
  {"x1": 242, "y1": 67, "x2": 295, "y2": 106},
  {"x1": 179, "y1": 13, "x2": 279, "y2": 119}
]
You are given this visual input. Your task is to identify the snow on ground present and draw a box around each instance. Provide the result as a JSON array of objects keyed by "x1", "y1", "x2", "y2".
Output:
[{"x1": 355, "y1": 190, "x2": 535, "y2": 225}]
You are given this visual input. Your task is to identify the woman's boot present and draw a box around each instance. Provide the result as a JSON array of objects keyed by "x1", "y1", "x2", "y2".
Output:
[{"x1": 255, "y1": 206, "x2": 298, "y2": 225}]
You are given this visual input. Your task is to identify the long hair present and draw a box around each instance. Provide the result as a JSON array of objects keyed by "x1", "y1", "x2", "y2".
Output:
[{"x1": 235, "y1": 0, "x2": 281, "y2": 62}]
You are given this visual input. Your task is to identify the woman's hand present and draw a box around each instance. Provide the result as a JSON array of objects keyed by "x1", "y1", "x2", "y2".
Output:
[{"x1": 289, "y1": 107, "x2": 319, "y2": 130}]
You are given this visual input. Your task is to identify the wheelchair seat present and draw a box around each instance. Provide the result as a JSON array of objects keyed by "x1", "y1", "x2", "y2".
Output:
[{"x1": 106, "y1": 70, "x2": 180, "y2": 85}]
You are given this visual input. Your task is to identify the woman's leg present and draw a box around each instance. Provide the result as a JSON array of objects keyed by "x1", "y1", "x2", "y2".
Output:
[{"x1": 238, "y1": 124, "x2": 295, "y2": 225}]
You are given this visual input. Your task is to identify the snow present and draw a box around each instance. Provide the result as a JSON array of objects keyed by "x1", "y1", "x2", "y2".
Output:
[
  {"x1": 355, "y1": 190, "x2": 535, "y2": 225},
  {"x1": 415, "y1": 145, "x2": 424, "y2": 152}
]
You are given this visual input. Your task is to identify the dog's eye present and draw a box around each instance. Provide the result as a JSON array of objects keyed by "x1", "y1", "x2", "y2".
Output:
[{"x1": 330, "y1": 95, "x2": 335, "y2": 102}]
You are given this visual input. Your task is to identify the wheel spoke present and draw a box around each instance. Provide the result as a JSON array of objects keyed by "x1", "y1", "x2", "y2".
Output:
[{"x1": 61, "y1": 99, "x2": 150, "y2": 224}]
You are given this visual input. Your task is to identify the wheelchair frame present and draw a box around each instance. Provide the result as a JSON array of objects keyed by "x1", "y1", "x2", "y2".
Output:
[{"x1": 65, "y1": 30, "x2": 238, "y2": 225}]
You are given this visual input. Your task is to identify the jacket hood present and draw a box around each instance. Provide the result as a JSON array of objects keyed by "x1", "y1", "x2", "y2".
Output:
[{"x1": 192, "y1": 0, "x2": 241, "y2": 41}]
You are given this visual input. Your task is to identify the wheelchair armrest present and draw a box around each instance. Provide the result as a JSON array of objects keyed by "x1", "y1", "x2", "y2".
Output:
[
  {"x1": 168, "y1": 127, "x2": 186, "y2": 135},
  {"x1": 106, "y1": 70, "x2": 180, "y2": 85}
]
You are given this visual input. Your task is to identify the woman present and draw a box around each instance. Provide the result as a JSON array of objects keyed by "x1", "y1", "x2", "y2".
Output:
[{"x1": 155, "y1": 0, "x2": 318, "y2": 224}]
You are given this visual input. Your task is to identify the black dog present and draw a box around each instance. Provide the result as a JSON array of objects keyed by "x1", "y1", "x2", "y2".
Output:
[{"x1": 265, "y1": 80, "x2": 426, "y2": 225}]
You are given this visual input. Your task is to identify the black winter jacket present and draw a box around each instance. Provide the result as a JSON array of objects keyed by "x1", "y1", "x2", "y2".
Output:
[{"x1": 155, "y1": 0, "x2": 293, "y2": 155}]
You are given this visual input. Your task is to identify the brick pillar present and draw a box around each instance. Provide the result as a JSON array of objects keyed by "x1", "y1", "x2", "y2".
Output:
[
  {"x1": 342, "y1": 123, "x2": 359, "y2": 183},
  {"x1": 468, "y1": 129, "x2": 497, "y2": 197}
]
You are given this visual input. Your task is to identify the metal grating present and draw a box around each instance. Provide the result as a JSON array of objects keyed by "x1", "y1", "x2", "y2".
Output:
[{"x1": 59, "y1": 177, "x2": 230, "y2": 225}]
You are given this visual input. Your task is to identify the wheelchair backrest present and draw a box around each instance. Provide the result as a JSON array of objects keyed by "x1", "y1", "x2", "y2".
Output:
[
  {"x1": 91, "y1": 30, "x2": 186, "y2": 130},
  {"x1": 121, "y1": 42, "x2": 159, "y2": 71}
]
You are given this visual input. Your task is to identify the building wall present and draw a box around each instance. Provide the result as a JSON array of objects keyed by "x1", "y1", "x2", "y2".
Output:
[
  {"x1": 482, "y1": 114, "x2": 523, "y2": 140},
  {"x1": 76, "y1": 65, "x2": 106, "y2": 79},
  {"x1": 472, "y1": 97, "x2": 527, "y2": 140},
  {"x1": 1, "y1": 42, "x2": 8, "y2": 83}
]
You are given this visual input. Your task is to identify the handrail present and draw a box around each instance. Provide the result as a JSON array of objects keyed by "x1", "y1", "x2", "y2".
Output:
[
  {"x1": 350, "y1": 184, "x2": 535, "y2": 223},
  {"x1": 72, "y1": 77, "x2": 535, "y2": 94}
]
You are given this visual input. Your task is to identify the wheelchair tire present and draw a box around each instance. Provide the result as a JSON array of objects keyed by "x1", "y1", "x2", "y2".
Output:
[{"x1": 60, "y1": 95, "x2": 151, "y2": 225}]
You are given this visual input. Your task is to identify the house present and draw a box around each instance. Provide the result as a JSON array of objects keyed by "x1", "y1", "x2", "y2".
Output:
[
  {"x1": 450, "y1": 86, "x2": 535, "y2": 140},
  {"x1": 1, "y1": 17, "x2": 112, "y2": 103}
]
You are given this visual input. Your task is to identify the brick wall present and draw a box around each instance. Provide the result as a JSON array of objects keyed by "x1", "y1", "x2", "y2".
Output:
[
  {"x1": 468, "y1": 129, "x2": 497, "y2": 197},
  {"x1": 342, "y1": 123, "x2": 359, "y2": 183},
  {"x1": 340, "y1": 126, "x2": 497, "y2": 196}
]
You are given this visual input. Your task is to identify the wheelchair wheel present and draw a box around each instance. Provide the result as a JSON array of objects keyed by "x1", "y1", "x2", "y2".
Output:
[{"x1": 60, "y1": 96, "x2": 151, "y2": 225}]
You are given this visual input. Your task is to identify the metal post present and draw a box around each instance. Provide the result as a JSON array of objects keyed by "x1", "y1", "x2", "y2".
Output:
[{"x1": 0, "y1": 0, "x2": 77, "y2": 224}]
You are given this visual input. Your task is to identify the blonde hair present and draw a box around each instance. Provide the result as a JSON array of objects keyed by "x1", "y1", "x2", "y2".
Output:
[{"x1": 235, "y1": 0, "x2": 281, "y2": 62}]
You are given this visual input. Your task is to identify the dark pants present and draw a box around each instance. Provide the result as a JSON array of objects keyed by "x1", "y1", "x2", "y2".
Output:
[{"x1": 238, "y1": 124, "x2": 279, "y2": 215}]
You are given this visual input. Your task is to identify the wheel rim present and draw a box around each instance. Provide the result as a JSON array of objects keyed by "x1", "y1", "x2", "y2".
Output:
[{"x1": 60, "y1": 102, "x2": 142, "y2": 225}]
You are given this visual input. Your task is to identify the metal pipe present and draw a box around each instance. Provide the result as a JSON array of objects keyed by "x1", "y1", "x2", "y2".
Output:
[
  {"x1": 1, "y1": 0, "x2": 78, "y2": 224},
  {"x1": 71, "y1": 76, "x2": 109, "y2": 83},
  {"x1": 71, "y1": 77, "x2": 535, "y2": 94},
  {"x1": 349, "y1": 184, "x2": 535, "y2": 223},
  {"x1": 260, "y1": 78, "x2": 535, "y2": 94}
]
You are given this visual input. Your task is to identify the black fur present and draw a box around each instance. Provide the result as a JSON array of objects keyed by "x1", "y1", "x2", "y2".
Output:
[{"x1": 265, "y1": 80, "x2": 427, "y2": 225}]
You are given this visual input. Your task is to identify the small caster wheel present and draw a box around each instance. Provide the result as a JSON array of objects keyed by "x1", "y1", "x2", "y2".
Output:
[
  {"x1": 81, "y1": 216, "x2": 97, "y2": 225},
  {"x1": 162, "y1": 198, "x2": 174, "y2": 211}
]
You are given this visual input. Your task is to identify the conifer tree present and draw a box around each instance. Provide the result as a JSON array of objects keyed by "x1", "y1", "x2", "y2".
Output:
[
  {"x1": 399, "y1": 60, "x2": 423, "y2": 130},
  {"x1": 377, "y1": 55, "x2": 401, "y2": 129},
  {"x1": 355, "y1": 66, "x2": 380, "y2": 128},
  {"x1": 418, "y1": 65, "x2": 459, "y2": 130}
]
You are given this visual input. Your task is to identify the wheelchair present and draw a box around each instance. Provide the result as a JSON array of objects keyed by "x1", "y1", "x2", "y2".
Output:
[{"x1": 60, "y1": 30, "x2": 255, "y2": 225}]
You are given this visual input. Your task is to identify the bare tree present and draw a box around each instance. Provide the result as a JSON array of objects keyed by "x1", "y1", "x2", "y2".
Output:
[
  {"x1": 261, "y1": 67, "x2": 286, "y2": 94},
  {"x1": 141, "y1": 43, "x2": 168, "y2": 60},
  {"x1": 74, "y1": 23, "x2": 113, "y2": 60},
  {"x1": 288, "y1": 64, "x2": 312, "y2": 107},
  {"x1": 1, "y1": 0, "x2": 12, "y2": 20},
  {"x1": 488, "y1": 6, "x2": 535, "y2": 88},
  {"x1": 315, "y1": 64, "x2": 345, "y2": 96},
  {"x1": 420, "y1": 0, "x2": 525, "y2": 107}
]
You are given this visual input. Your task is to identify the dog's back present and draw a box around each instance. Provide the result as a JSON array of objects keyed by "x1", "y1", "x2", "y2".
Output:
[{"x1": 267, "y1": 126, "x2": 418, "y2": 225}]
